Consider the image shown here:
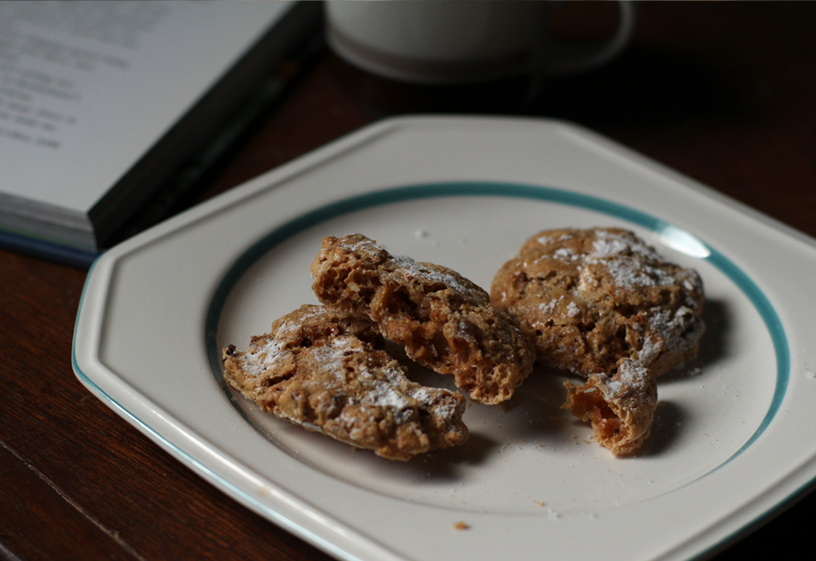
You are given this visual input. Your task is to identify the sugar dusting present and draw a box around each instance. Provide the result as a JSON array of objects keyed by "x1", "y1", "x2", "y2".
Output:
[
  {"x1": 592, "y1": 359, "x2": 656, "y2": 408},
  {"x1": 539, "y1": 295, "x2": 564, "y2": 314},
  {"x1": 338, "y1": 236, "x2": 482, "y2": 299},
  {"x1": 553, "y1": 247, "x2": 579, "y2": 262},
  {"x1": 554, "y1": 229, "x2": 705, "y2": 365},
  {"x1": 614, "y1": 359, "x2": 654, "y2": 399},
  {"x1": 393, "y1": 253, "x2": 480, "y2": 297},
  {"x1": 638, "y1": 306, "x2": 703, "y2": 364},
  {"x1": 240, "y1": 321, "x2": 461, "y2": 424},
  {"x1": 364, "y1": 377, "x2": 412, "y2": 410},
  {"x1": 240, "y1": 337, "x2": 285, "y2": 377},
  {"x1": 581, "y1": 230, "x2": 680, "y2": 290},
  {"x1": 592, "y1": 230, "x2": 659, "y2": 260}
]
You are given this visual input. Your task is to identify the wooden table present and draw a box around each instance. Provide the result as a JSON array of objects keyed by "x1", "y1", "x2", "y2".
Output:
[{"x1": 2, "y1": 3, "x2": 815, "y2": 560}]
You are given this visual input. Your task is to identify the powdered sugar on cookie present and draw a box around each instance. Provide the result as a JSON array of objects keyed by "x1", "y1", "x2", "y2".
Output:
[
  {"x1": 222, "y1": 304, "x2": 469, "y2": 461},
  {"x1": 491, "y1": 227, "x2": 705, "y2": 378},
  {"x1": 492, "y1": 226, "x2": 707, "y2": 456}
]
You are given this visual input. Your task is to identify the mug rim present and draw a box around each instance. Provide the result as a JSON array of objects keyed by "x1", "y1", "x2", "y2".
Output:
[{"x1": 327, "y1": 24, "x2": 532, "y2": 85}]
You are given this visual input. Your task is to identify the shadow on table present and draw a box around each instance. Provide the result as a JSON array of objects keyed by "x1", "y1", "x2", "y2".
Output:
[{"x1": 329, "y1": 46, "x2": 738, "y2": 130}]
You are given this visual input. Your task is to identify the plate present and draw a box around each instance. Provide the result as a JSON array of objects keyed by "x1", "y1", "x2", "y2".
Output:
[{"x1": 73, "y1": 116, "x2": 816, "y2": 561}]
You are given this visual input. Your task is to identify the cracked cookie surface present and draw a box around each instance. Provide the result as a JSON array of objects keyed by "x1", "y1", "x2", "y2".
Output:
[
  {"x1": 491, "y1": 227, "x2": 705, "y2": 377},
  {"x1": 222, "y1": 304, "x2": 468, "y2": 461},
  {"x1": 310, "y1": 234, "x2": 534, "y2": 405}
]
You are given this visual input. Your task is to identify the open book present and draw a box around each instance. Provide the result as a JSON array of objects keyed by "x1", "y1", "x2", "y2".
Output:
[{"x1": 0, "y1": 1, "x2": 321, "y2": 267}]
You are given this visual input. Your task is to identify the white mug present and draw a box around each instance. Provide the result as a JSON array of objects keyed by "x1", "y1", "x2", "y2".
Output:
[{"x1": 325, "y1": 1, "x2": 637, "y2": 85}]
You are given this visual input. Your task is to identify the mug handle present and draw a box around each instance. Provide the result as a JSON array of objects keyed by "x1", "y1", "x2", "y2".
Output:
[{"x1": 533, "y1": 1, "x2": 638, "y2": 76}]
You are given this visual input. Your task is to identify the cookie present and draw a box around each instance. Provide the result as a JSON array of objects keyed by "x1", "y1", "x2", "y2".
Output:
[
  {"x1": 490, "y1": 227, "x2": 705, "y2": 377},
  {"x1": 562, "y1": 358, "x2": 657, "y2": 456},
  {"x1": 310, "y1": 234, "x2": 535, "y2": 405},
  {"x1": 222, "y1": 304, "x2": 469, "y2": 461}
]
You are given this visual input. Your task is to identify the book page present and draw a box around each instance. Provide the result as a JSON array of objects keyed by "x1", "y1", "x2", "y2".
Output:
[{"x1": 0, "y1": 1, "x2": 292, "y2": 213}]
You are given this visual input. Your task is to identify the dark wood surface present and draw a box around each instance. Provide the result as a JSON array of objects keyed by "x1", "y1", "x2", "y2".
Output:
[{"x1": 2, "y1": 3, "x2": 815, "y2": 560}]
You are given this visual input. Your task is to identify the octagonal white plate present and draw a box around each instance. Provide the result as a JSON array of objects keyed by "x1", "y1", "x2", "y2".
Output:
[{"x1": 73, "y1": 116, "x2": 816, "y2": 561}]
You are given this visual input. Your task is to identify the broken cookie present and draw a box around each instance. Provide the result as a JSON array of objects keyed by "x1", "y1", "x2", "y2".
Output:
[
  {"x1": 562, "y1": 358, "x2": 657, "y2": 456},
  {"x1": 222, "y1": 304, "x2": 469, "y2": 461},
  {"x1": 310, "y1": 234, "x2": 535, "y2": 405}
]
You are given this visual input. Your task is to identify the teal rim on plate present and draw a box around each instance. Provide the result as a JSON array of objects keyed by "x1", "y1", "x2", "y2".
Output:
[{"x1": 205, "y1": 181, "x2": 790, "y2": 469}]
